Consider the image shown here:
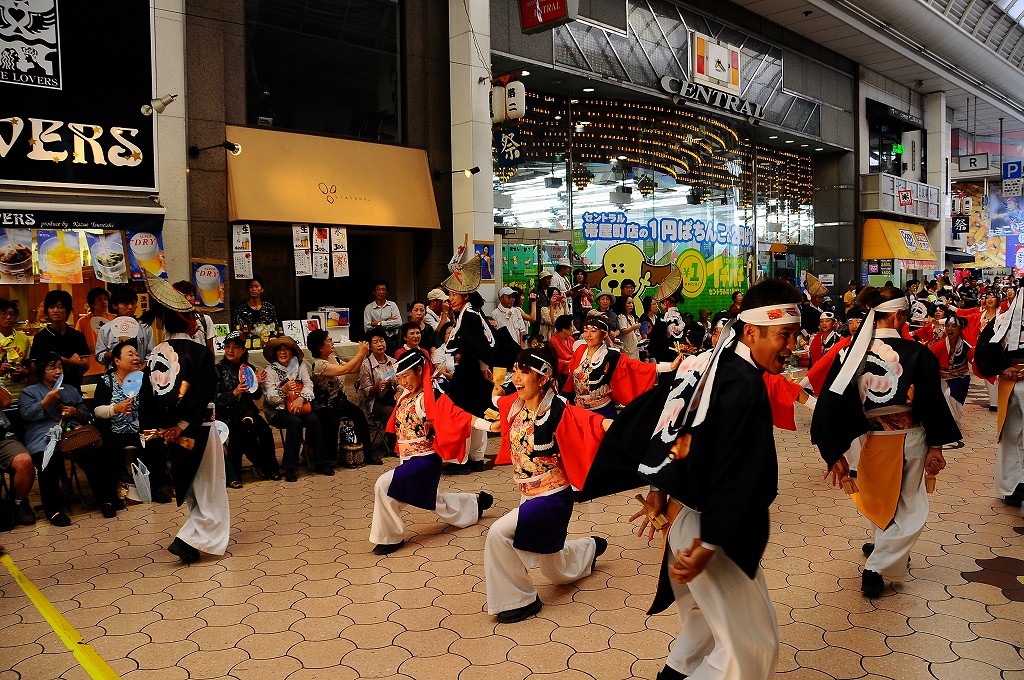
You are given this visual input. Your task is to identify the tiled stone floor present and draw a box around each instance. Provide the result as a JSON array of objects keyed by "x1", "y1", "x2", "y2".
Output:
[{"x1": 2, "y1": 380, "x2": 1024, "y2": 679}]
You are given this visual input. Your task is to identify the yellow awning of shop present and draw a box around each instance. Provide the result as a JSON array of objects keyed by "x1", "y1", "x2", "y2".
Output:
[
  {"x1": 768, "y1": 243, "x2": 786, "y2": 254},
  {"x1": 225, "y1": 125, "x2": 440, "y2": 229},
  {"x1": 862, "y1": 219, "x2": 937, "y2": 265}
]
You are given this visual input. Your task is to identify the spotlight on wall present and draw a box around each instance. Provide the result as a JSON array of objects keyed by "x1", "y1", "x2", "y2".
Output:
[
  {"x1": 463, "y1": 166, "x2": 481, "y2": 178},
  {"x1": 431, "y1": 167, "x2": 481, "y2": 180},
  {"x1": 141, "y1": 94, "x2": 178, "y2": 116},
  {"x1": 188, "y1": 140, "x2": 241, "y2": 158}
]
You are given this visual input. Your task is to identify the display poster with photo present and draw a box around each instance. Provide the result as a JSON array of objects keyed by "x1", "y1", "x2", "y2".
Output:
[
  {"x1": 126, "y1": 231, "x2": 166, "y2": 279},
  {"x1": 233, "y1": 251, "x2": 253, "y2": 279},
  {"x1": 192, "y1": 259, "x2": 227, "y2": 311},
  {"x1": 0, "y1": 229, "x2": 34, "y2": 284},
  {"x1": 313, "y1": 227, "x2": 330, "y2": 254},
  {"x1": 85, "y1": 232, "x2": 128, "y2": 283},
  {"x1": 292, "y1": 224, "x2": 310, "y2": 249},
  {"x1": 37, "y1": 230, "x2": 82, "y2": 284},
  {"x1": 233, "y1": 224, "x2": 251, "y2": 252}
]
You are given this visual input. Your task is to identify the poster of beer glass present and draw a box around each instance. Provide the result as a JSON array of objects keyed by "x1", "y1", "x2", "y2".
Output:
[
  {"x1": 126, "y1": 231, "x2": 166, "y2": 279},
  {"x1": 0, "y1": 229, "x2": 34, "y2": 284},
  {"x1": 191, "y1": 259, "x2": 227, "y2": 311},
  {"x1": 37, "y1": 230, "x2": 83, "y2": 284},
  {"x1": 85, "y1": 232, "x2": 128, "y2": 283}
]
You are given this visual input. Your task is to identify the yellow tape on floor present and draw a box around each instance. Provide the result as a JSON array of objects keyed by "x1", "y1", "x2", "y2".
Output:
[{"x1": 1, "y1": 553, "x2": 121, "y2": 680}]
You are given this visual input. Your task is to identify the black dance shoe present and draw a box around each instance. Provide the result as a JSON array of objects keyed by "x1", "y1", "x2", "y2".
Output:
[
  {"x1": 168, "y1": 537, "x2": 200, "y2": 563},
  {"x1": 285, "y1": 469, "x2": 298, "y2": 482},
  {"x1": 496, "y1": 596, "x2": 543, "y2": 624},
  {"x1": 1003, "y1": 484, "x2": 1024, "y2": 507},
  {"x1": 591, "y1": 536, "x2": 608, "y2": 571},
  {"x1": 477, "y1": 491, "x2": 493, "y2": 517},
  {"x1": 443, "y1": 463, "x2": 471, "y2": 475},
  {"x1": 49, "y1": 512, "x2": 71, "y2": 527},
  {"x1": 861, "y1": 569, "x2": 884, "y2": 598},
  {"x1": 862, "y1": 543, "x2": 874, "y2": 558},
  {"x1": 469, "y1": 459, "x2": 486, "y2": 472},
  {"x1": 656, "y1": 666, "x2": 688, "y2": 680},
  {"x1": 372, "y1": 540, "x2": 404, "y2": 556}
]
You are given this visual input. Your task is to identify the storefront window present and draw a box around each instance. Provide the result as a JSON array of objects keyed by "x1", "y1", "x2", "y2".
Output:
[
  {"x1": 493, "y1": 90, "x2": 814, "y2": 310},
  {"x1": 245, "y1": 0, "x2": 401, "y2": 141}
]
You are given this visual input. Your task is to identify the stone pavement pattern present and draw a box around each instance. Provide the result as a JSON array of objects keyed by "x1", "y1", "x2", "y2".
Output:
[{"x1": 2, "y1": 380, "x2": 1024, "y2": 679}]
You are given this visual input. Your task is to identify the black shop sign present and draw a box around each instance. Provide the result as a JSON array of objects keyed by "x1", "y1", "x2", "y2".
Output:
[{"x1": 0, "y1": 1, "x2": 157, "y2": 191}]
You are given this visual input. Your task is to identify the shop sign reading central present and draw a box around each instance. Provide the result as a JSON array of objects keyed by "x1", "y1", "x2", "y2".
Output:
[{"x1": 659, "y1": 76, "x2": 764, "y2": 119}]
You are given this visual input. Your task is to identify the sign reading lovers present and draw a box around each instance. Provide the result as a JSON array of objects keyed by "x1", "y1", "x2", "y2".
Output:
[{"x1": 0, "y1": 0, "x2": 157, "y2": 191}]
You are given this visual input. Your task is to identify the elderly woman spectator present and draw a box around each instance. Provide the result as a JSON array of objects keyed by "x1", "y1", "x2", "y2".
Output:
[
  {"x1": 431, "y1": 321, "x2": 456, "y2": 385},
  {"x1": 407, "y1": 301, "x2": 437, "y2": 354},
  {"x1": 214, "y1": 331, "x2": 281, "y2": 484},
  {"x1": 22, "y1": 352, "x2": 120, "y2": 524},
  {"x1": 358, "y1": 327, "x2": 399, "y2": 427},
  {"x1": 262, "y1": 336, "x2": 332, "y2": 481},
  {"x1": 93, "y1": 341, "x2": 144, "y2": 490},
  {"x1": 307, "y1": 329, "x2": 376, "y2": 467},
  {"x1": 394, "y1": 322, "x2": 433, "y2": 365},
  {"x1": 0, "y1": 298, "x2": 31, "y2": 401}
]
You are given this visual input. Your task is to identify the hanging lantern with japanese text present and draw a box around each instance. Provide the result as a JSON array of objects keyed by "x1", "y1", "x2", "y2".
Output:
[
  {"x1": 505, "y1": 81, "x2": 526, "y2": 120},
  {"x1": 490, "y1": 85, "x2": 506, "y2": 124}
]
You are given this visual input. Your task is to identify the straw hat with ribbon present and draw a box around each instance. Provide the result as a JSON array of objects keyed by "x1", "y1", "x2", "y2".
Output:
[
  {"x1": 442, "y1": 254, "x2": 483, "y2": 294},
  {"x1": 143, "y1": 270, "x2": 193, "y2": 313},
  {"x1": 805, "y1": 273, "x2": 828, "y2": 298},
  {"x1": 653, "y1": 265, "x2": 683, "y2": 302}
]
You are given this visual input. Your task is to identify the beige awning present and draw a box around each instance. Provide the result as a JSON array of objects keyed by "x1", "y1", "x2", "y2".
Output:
[{"x1": 225, "y1": 125, "x2": 440, "y2": 230}]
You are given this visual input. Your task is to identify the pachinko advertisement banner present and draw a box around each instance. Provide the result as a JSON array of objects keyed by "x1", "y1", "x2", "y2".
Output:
[
  {"x1": 576, "y1": 210, "x2": 751, "y2": 314},
  {"x1": 126, "y1": 231, "x2": 166, "y2": 279},
  {"x1": 0, "y1": 229, "x2": 33, "y2": 284},
  {"x1": 500, "y1": 243, "x2": 538, "y2": 301},
  {"x1": 36, "y1": 230, "x2": 82, "y2": 284},
  {"x1": 952, "y1": 181, "x2": 1010, "y2": 270},
  {"x1": 85, "y1": 232, "x2": 128, "y2": 283}
]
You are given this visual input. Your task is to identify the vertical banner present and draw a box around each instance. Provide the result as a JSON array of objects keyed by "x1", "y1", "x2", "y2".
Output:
[
  {"x1": 192, "y1": 259, "x2": 227, "y2": 311},
  {"x1": 312, "y1": 253, "x2": 330, "y2": 279},
  {"x1": 331, "y1": 227, "x2": 349, "y2": 277},
  {"x1": 0, "y1": 229, "x2": 34, "y2": 284},
  {"x1": 126, "y1": 231, "x2": 166, "y2": 279},
  {"x1": 37, "y1": 230, "x2": 83, "y2": 284},
  {"x1": 291, "y1": 224, "x2": 310, "y2": 249},
  {"x1": 233, "y1": 251, "x2": 253, "y2": 279},
  {"x1": 85, "y1": 232, "x2": 128, "y2": 283}
]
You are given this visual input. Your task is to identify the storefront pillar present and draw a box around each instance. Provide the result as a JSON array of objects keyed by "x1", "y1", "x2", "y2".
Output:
[
  {"x1": 813, "y1": 152, "x2": 857, "y2": 297},
  {"x1": 449, "y1": 0, "x2": 497, "y2": 304},
  {"x1": 925, "y1": 91, "x2": 954, "y2": 266}
]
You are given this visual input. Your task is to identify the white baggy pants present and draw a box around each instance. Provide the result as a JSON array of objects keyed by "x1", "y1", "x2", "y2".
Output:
[
  {"x1": 664, "y1": 505, "x2": 779, "y2": 680},
  {"x1": 369, "y1": 467, "x2": 479, "y2": 545},
  {"x1": 484, "y1": 504, "x2": 596, "y2": 614},
  {"x1": 988, "y1": 379, "x2": 1000, "y2": 408},
  {"x1": 465, "y1": 428, "x2": 487, "y2": 462},
  {"x1": 864, "y1": 429, "x2": 929, "y2": 580},
  {"x1": 996, "y1": 379, "x2": 1024, "y2": 497},
  {"x1": 177, "y1": 427, "x2": 230, "y2": 555}
]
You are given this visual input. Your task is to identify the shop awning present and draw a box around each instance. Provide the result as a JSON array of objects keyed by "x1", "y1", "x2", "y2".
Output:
[
  {"x1": 225, "y1": 125, "x2": 440, "y2": 230},
  {"x1": 0, "y1": 192, "x2": 165, "y2": 231},
  {"x1": 768, "y1": 243, "x2": 786, "y2": 254},
  {"x1": 862, "y1": 219, "x2": 937, "y2": 266},
  {"x1": 945, "y1": 248, "x2": 975, "y2": 265}
]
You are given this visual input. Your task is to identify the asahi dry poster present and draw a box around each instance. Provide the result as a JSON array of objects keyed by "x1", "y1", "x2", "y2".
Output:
[{"x1": 0, "y1": 0, "x2": 157, "y2": 191}]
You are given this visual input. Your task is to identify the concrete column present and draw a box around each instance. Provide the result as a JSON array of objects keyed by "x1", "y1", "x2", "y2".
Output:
[
  {"x1": 154, "y1": 0, "x2": 189, "y2": 283},
  {"x1": 925, "y1": 91, "x2": 951, "y2": 268},
  {"x1": 449, "y1": 0, "x2": 497, "y2": 304},
  {"x1": 813, "y1": 152, "x2": 857, "y2": 298}
]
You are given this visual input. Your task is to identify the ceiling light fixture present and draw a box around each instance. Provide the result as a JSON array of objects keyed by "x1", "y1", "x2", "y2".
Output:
[
  {"x1": 583, "y1": 87, "x2": 595, "y2": 92},
  {"x1": 768, "y1": 135, "x2": 778, "y2": 139},
  {"x1": 785, "y1": 140, "x2": 794, "y2": 143},
  {"x1": 520, "y1": 70, "x2": 531, "y2": 76},
  {"x1": 815, "y1": 147, "x2": 824, "y2": 151}
]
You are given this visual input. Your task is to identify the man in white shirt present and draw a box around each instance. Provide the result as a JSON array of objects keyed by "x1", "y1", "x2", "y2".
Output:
[
  {"x1": 553, "y1": 257, "x2": 573, "y2": 315},
  {"x1": 425, "y1": 288, "x2": 450, "y2": 331},
  {"x1": 491, "y1": 287, "x2": 528, "y2": 347},
  {"x1": 96, "y1": 286, "x2": 154, "y2": 366},
  {"x1": 363, "y1": 279, "x2": 402, "y2": 351}
]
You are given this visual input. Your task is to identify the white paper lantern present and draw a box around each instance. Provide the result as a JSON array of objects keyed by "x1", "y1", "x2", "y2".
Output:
[
  {"x1": 505, "y1": 81, "x2": 526, "y2": 120},
  {"x1": 490, "y1": 85, "x2": 506, "y2": 124}
]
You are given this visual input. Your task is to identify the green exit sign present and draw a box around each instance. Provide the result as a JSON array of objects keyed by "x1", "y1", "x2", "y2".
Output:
[{"x1": 892, "y1": 144, "x2": 905, "y2": 155}]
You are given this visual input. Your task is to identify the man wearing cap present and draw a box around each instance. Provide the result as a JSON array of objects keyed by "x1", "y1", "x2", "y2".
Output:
[
  {"x1": 581, "y1": 278, "x2": 805, "y2": 680},
  {"x1": 492, "y1": 287, "x2": 531, "y2": 347},
  {"x1": 553, "y1": 258, "x2": 573, "y2": 314},
  {"x1": 800, "y1": 274, "x2": 828, "y2": 337},
  {"x1": 425, "y1": 288, "x2": 450, "y2": 331},
  {"x1": 137, "y1": 272, "x2": 226, "y2": 564},
  {"x1": 808, "y1": 312, "x2": 841, "y2": 365}
]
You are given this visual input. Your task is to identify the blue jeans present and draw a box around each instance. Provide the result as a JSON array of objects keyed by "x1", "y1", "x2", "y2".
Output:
[{"x1": 270, "y1": 410, "x2": 328, "y2": 470}]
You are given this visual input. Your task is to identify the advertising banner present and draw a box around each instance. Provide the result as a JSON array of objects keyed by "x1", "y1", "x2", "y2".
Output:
[
  {"x1": 85, "y1": 232, "x2": 128, "y2": 283},
  {"x1": 0, "y1": 228, "x2": 33, "y2": 284},
  {"x1": 0, "y1": 1, "x2": 157, "y2": 191},
  {"x1": 126, "y1": 231, "x2": 166, "y2": 279},
  {"x1": 952, "y1": 182, "x2": 1002, "y2": 269},
  {"x1": 36, "y1": 229, "x2": 81, "y2": 283},
  {"x1": 192, "y1": 259, "x2": 226, "y2": 311}
]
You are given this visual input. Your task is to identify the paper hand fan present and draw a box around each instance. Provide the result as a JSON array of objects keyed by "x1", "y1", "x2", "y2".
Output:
[
  {"x1": 239, "y1": 364, "x2": 259, "y2": 393},
  {"x1": 122, "y1": 371, "x2": 144, "y2": 398}
]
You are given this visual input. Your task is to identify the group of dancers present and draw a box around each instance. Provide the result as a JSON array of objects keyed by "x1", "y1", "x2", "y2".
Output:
[{"x1": 149, "y1": 245, "x2": 1023, "y2": 680}]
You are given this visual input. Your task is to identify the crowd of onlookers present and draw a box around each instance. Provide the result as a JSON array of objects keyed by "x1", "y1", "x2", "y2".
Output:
[{"x1": 2, "y1": 264, "x2": 1008, "y2": 531}]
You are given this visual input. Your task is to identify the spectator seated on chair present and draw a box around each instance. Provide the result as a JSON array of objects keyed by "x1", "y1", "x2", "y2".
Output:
[
  {"x1": 307, "y1": 329, "x2": 376, "y2": 468},
  {"x1": 261, "y1": 336, "x2": 333, "y2": 482},
  {"x1": 358, "y1": 327, "x2": 399, "y2": 428},
  {"x1": 92, "y1": 340, "x2": 145, "y2": 507},
  {"x1": 21, "y1": 352, "x2": 120, "y2": 525},
  {"x1": 213, "y1": 331, "x2": 281, "y2": 485},
  {"x1": 394, "y1": 322, "x2": 433, "y2": 365},
  {"x1": 0, "y1": 381, "x2": 35, "y2": 525}
]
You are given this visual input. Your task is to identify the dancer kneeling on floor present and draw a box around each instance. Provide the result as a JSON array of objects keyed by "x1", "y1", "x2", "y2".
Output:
[
  {"x1": 370, "y1": 350, "x2": 492, "y2": 555},
  {"x1": 485, "y1": 346, "x2": 612, "y2": 624}
]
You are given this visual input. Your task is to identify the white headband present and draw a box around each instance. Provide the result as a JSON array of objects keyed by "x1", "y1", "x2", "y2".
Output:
[
  {"x1": 737, "y1": 303, "x2": 801, "y2": 326},
  {"x1": 830, "y1": 296, "x2": 908, "y2": 395}
]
